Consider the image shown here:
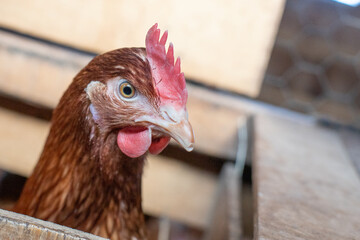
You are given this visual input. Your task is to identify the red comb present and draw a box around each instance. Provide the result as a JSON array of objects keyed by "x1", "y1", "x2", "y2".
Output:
[{"x1": 145, "y1": 23, "x2": 187, "y2": 109}]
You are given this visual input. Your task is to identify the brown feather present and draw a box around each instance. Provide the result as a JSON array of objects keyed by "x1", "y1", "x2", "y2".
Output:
[{"x1": 13, "y1": 47, "x2": 158, "y2": 240}]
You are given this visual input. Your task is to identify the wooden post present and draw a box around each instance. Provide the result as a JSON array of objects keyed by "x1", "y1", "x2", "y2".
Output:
[
  {"x1": 253, "y1": 115, "x2": 360, "y2": 239},
  {"x1": 0, "y1": 209, "x2": 106, "y2": 239}
]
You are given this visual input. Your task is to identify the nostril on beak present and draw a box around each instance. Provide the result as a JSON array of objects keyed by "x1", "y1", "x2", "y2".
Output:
[
  {"x1": 163, "y1": 110, "x2": 177, "y2": 122},
  {"x1": 161, "y1": 106, "x2": 183, "y2": 123}
]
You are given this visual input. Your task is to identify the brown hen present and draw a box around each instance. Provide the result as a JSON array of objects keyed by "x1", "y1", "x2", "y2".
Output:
[{"x1": 13, "y1": 24, "x2": 194, "y2": 240}]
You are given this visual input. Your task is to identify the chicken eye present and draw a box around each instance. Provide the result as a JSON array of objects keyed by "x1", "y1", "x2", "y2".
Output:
[{"x1": 119, "y1": 82, "x2": 136, "y2": 98}]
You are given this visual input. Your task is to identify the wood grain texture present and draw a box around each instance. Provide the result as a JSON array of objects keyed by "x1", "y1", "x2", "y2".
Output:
[
  {"x1": 0, "y1": 209, "x2": 106, "y2": 240},
  {"x1": 339, "y1": 129, "x2": 360, "y2": 175},
  {"x1": 0, "y1": 0, "x2": 285, "y2": 96},
  {"x1": 0, "y1": 30, "x2": 91, "y2": 108},
  {"x1": 142, "y1": 155, "x2": 217, "y2": 228},
  {"x1": 0, "y1": 108, "x2": 49, "y2": 176},
  {"x1": 203, "y1": 163, "x2": 242, "y2": 240},
  {"x1": 253, "y1": 115, "x2": 360, "y2": 240}
]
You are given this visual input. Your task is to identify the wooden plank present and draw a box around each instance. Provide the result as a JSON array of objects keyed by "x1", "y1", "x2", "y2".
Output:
[
  {"x1": 0, "y1": 0, "x2": 285, "y2": 96},
  {"x1": 0, "y1": 108, "x2": 217, "y2": 228},
  {"x1": 203, "y1": 163, "x2": 242, "y2": 240},
  {"x1": 0, "y1": 208, "x2": 105, "y2": 240},
  {"x1": 253, "y1": 115, "x2": 360, "y2": 240},
  {"x1": 0, "y1": 30, "x2": 245, "y2": 160},
  {"x1": 0, "y1": 30, "x2": 91, "y2": 108},
  {"x1": 203, "y1": 120, "x2": 252, "y2": 240},
  {"x1": 339, "y1": 129, "x2": 360, "y2": 175},
  {"x1": 142, "y1": 155, "x2": 217, "y2": 228},
  {"x1": 0, "y1": 108, "x2": 49, "y2": 176},
  {"x1": 187, "y1": 95, "x2": 242, "y2": 159}
]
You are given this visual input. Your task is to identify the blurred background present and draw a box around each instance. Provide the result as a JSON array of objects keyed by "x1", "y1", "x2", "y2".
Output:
[
  {"x1": 0, "y1": 0, "x2": 359, "y2": 239},
  {"x1": 260, "y1": 0, "x2": 360, "y2": 128}
]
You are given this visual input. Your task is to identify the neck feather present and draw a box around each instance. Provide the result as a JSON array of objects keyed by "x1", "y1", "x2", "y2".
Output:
[{"x1": 13, "y1": 87, "x2": 147, "y2": 239}]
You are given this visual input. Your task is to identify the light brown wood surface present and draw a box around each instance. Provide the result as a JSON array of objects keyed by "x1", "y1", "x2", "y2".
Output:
[
  {"x1": 254, "y1": 115, "x2": 360, "y2": 239},
  {"x1": 0, "y1": 209, "x2": 106, "y2": 240},
  {"x1": 143, "y1": 155, "x2": 216, "y2": 228},
  {"x1": 0, "y1": 109, "x2": 49, "y2": 176},
  {"x1": 0, "y1": 30, "x2": 90, "y2": 107},
  {"x1": 203, "y1": 163, "x2": 242, "y2": 240},
  {"x1": 339, "y1": 129, "x2": 360, "y2": 175},
  {"x1": 0, "y1": 0, "x2": 285, "y2": 96}
]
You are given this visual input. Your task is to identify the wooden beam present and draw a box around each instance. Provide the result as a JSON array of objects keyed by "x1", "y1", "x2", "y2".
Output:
[
  {"x1": 0, "y1": 209, "x2": 105, "y2": 240},
  {"x1": 0, "y1": 30, "x2": 91, "y2": 108},
  {"x1": 339, "y1": 129, "x2": 360, "y2": 175},
  {"x1": 202, "y1": 163, "x2": 242, "y2": 240},
  {"x1": 0, "y1": 0, "x2": 285, "y2": 96},
  {"x1": 0, "y1": 108, "x2": 49, "y2": 176},
  {"x1": 142, "y1": 155, "x2": 217, "y2": 228},
  {"x1": 253, "y1": 115, "x2": 360, "y2": 239}
]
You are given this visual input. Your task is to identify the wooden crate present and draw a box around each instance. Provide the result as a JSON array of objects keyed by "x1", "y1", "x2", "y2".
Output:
[
  {"x1": 0, "y1": 209, "x2": 105, "y2": 240},
  {"x1": 1, "y1": 18, "x2": 360, "y2": 240},
  {"x1": 253, "y1": 115, "x2": 360, "y2": 239}
]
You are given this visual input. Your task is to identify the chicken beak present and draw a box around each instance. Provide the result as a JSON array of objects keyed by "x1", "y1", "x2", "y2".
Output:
[
  {"x1": 135, "y1": 108, "x2": 195, "y2": 152},
  {"x1": 165, "y1": 118, "x2": 194, "y2": 152}
]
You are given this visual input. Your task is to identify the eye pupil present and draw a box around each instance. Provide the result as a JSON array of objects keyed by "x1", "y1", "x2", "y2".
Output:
[
  {"x1": 119, "y1": 81, "x2": 136, "y2": 99},
  {"x1": 123, "y1": 86, "x2": 132, "y2": 95}
]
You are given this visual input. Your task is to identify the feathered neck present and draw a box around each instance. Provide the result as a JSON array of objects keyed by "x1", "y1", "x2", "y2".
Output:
[{"x1": 13, "y1": 83, "x2": 147, "y2": 240}]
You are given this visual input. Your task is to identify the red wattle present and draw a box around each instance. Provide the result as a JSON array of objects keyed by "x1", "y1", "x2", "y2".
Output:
[
  {"x1": 149, "y1": 137, "x2": 170, "y2": 155},
  {"x1": 117, "y1": 127, "x2": 151, "y2": 158}
]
